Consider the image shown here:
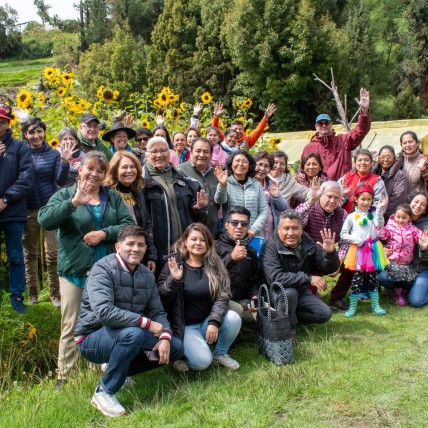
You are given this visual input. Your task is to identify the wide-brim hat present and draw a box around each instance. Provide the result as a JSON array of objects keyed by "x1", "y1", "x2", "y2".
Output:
[{"x1": 102, "y1": 122, "x2": 136, "y2": 142}]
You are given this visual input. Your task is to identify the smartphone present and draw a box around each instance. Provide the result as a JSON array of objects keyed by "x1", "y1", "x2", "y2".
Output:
[{"x1": 144, "y1": 350, "x2": 160, "y2": 362}]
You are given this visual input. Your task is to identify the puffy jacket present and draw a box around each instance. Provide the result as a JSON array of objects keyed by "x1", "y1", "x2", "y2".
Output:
[
  {"x1": 157, "y1": 261, "x2": 229, "y2": 339},
  {"x1": 377, "y1": 215, "x2": 421, "y2": 265},
  {"x1": 27, "y1": 142, "x2": 69, "y2": 209},
  {"x1": 142, "y1": 165, "x2": 207, "y2": 262},
  {"x1": 219, "y1": 175, "x2": 269, "y2": 235},
  {"x1": 0, "y1": 129, "x2": 34, "y2": 223},
  {"x1": 38, "y1": 185, "x2": 135, "y2": 276},
  {"x1": 302, "y1": 112, "x2": 371, "y2": 181},
  {"x1": 372, "y1": 161, "x2": 408, "y2": 220},
  {"x1": 261, "y1": 232, "x2": 340, "y2": 290},
  {"x1": 215, "y1": 232, "x2": 259, "y2": 300},
  {"x1": 74, "y1": 254, "x2": 171, "y2": 336}
]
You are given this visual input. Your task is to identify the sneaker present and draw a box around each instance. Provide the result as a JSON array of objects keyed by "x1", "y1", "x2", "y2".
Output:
[
  {"x1": 91, "y1": 385, "x2": 126, "y2": 417},
  {"x1": 329, "y1": 298, "x2": 349, "y2": 311},
  {"x1": 101, "y1": 363, "x2": 108, "y2": 372},
  {"x1": 123, "y1": 377, "x2": 137, "y2": 387},
  {"x1": 11, "y1": 298, "x2": 26, "y2": 314},
  {"x1": 50, "y1": 296, "x2": 61, "y2": 308},
  {"x1": 28, "y1": 296, "x2": 39, "y2": 305},
  {"x1": 212, "y1": 353, "x2": 240, "y2": 370},
  {"x1": 173, "y1": 360, "x2": 189, "y2": 372}
]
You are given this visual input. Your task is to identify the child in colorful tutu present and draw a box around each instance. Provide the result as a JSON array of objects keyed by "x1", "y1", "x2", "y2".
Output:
[
  {"x1": 340, "y1": 185, "x2": 389, "y2": 317},
  {"x1": 377, "y1": 203, "x2": 428, "y2": 305}
]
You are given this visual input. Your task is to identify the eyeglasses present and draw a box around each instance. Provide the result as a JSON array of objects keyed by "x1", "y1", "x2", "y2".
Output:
[
  {"x1": 148, "y1": 148, "x2": 169, "y2": 155},
  {"x1": 379, "y1": 155, "x2": 394, "y2": 160},
  {"x1": 256, "y1": 163, "x2": 270, "y2": 170},
  {"x1": 227, "y1": 220, "x2": 250, "y2": 227},
  {"x1": 317, "y1": 121, "x2": 330, "y2": 127},
  {"x1": 81, "y1": 123, "x2": 99, "y2": 130},
  {"x1": 136, "y1": 137, "x2": 149, "y2": 142}
]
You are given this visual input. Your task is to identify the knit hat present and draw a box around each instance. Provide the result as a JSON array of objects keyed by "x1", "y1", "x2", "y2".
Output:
[{"x1": 354, "y1": 185, "x2": 374, "y2": 198}]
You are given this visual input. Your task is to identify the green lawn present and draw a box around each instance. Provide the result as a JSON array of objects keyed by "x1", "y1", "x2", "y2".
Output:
[
  {"x1": 0, "y1": 287, "x2": 427, "y2": 427},
  {"x1": 0, "y1": 58, "x2": 52, "y2": 88}
]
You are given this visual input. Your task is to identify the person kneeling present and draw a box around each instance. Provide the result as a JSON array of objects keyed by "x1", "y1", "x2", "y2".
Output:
[
  {"x1": 158, "y1": 223, "x2": 242, "y2": 372},
  {"x1": 74, "y1": 225, "x2": 183, "y2": 417}
]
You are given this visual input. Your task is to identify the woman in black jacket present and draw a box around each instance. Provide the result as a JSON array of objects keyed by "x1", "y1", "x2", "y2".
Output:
[{"x1": 158, "y1": 223, "x2": 241, "y2": 372}]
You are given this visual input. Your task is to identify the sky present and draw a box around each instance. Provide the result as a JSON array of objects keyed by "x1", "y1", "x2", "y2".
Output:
[{"x1": 1, "y1": 0, "x2": 79, "y2": 24}]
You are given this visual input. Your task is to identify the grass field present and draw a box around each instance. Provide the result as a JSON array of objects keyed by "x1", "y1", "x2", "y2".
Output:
[
  {"x1": 0, "y1": 58, "x2": 53, "y2": 88},
  {"x1": 0, "y1": 285, "x2": 427, "y2": 427}
]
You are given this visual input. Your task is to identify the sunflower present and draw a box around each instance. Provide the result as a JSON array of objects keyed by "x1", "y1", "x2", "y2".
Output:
[
  {"x1": 153, "y1": 99, "x2": 162, "y2": 108},
  {"x1": 243, "y1": 97, "x2": 253, "y2": 108},
  {"x1": 161, "y1": 86, "x2": 172, "y2": 96},
  {"x1": 238, "y1": 116, "x2": 246, "y2": 123},
  {"x1": 43, "y1": 67, "x2": 55, "y2": 80},
  {"x1": 102, "y1": 90, "x2": 114, "y2": 104},
  {"x1": 140, "y1": 119, "x2": 150, "y2": 128},
  {"x1": 48, "y1": 138, "x2": 59, "y2": 150},
  {"x1": 51, "y1": 76, "x2": 60, "y2": 86},
  {"x1": 113, "y1": 90, "x2": 120, "y2": 100},
  {"x1": 158, "y1": 93, "x2": 169, "y2": 105},
  {"x1": 180, "y1": 102, "x2": 187, "y2": 112},
  {"x1": 201, "y1": 92, "x2": 213, "y2": 104},
  {"x1": 9, "y1": 111, "x2": 18, "y2": 126},
  {"x1": 96, "y1": 85, "x2": 104, "y2": 101},
  {"x1": 236, "y1": 101, "x2": 243, "y2": 109},
  {"x1": 61, "y1": 73, "x2": 74, "y2": 86},
  {"x1": 16, "y1": 90, "x2": 33, "y2": 109},
  {"x1": 56, "y1": 86, "x2": 67, "y2": 97}
]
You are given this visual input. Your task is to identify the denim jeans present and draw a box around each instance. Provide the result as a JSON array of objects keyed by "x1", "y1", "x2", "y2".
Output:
[
  {"x1": 77, "y1": 326, "x2": 183, "y2": 395},
  {"x1": 183, "y1": 310, "x2": 241, "y2": 370},
  {"x1": 0, "y1": 222, "x2": 26, "y2": 300},
  {"x1": 377, "y1": 270, "x2": 413, "y2": 290},
  {"x1": 409, "y1": 270, "x2": 428, "y2": 308}
]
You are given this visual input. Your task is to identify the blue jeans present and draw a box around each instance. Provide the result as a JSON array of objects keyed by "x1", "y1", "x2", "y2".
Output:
[
  {"x1": 77, "y1": 326, "x2": 183, "y2": 395},
  {"x1": 409, "y1": 270, "x2": 428, "y2": 308},
  {"x1": 0, "y1": 222, "x2": 26, "y2": 300},
  {"x1": 183, "y1": 310, "x2": 241, "y2": 370},
  {"x1": 378, "y1": 270, "x2": 412, "y2": 290}
]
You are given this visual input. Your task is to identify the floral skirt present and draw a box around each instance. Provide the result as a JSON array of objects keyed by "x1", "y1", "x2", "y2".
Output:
[
  {"x1": 385, "y1": 261, "x2": 417, "y2": 282},
  {"x1": 344, "y1": 239, "x2": 389, "y2": 272}
]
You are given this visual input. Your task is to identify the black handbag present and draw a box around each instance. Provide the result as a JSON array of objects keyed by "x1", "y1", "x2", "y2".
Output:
[{"x1": 257, "y1": 282, "x2": 294, "y2": 365}]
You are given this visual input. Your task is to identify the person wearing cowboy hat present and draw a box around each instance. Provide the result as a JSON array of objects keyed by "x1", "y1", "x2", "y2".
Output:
[
  {"x1": 102, "y1": 122, "x2": 136, "y2": 155},
  {"x1": 0, "y1": 103, "x2": 34, "y2": 314}
]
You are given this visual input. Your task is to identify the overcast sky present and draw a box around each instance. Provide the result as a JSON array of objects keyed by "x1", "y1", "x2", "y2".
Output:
[{"x1": 1, "y1": 0, "x2": 79, "y2": 24}]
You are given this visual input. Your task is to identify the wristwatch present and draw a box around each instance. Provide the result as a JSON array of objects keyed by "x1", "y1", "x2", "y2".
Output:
[{"x1": 2, "y1": 196, "x2": 10, "y2": 204}]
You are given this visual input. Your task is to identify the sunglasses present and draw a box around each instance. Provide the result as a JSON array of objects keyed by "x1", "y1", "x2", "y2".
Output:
[
  {"x1": 317, "y1": 121, "x2": 331, "y2": 127},
  {"x1": 136, "y1": 137, "x2": 149, "y2": 142},
  {"x1": 227, "y1": 220, "x2": 250, "y2": 227}
]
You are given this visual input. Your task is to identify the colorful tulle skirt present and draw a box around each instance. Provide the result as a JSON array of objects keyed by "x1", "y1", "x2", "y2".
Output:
[{"x1": 344, "y1": 238, "x2": 389, "y2": 272}]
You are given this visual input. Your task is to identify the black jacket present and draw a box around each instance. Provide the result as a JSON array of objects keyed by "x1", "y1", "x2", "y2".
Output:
[
  {"x1": 142, "y1": 165, "x2": 207, "y2": 262},
  {"x1": 261, "y1": 231, "x2": 340, "y2": 290},
  {"x1": 215, "y1": 232, "x2": 259, "y2": 301},
  {"x1": 157, "y1": 262, "x2": 229, "y2": 340},
  {"x1": 0, "y1": 129, "x2": 34, "y2": 223}
]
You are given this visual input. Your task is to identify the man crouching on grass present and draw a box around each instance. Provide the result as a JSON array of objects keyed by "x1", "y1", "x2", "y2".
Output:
[{"x1": 74, "y1": 225, "x2": 184, "y2": 417}]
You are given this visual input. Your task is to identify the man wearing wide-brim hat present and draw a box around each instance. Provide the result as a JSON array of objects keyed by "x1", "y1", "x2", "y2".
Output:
[
  {"x1": 102, "y1": 122, "x2": 137, "y2": 155},
  {"x1": 78, "y1": 113, "x2": 113, "y2": 161}
]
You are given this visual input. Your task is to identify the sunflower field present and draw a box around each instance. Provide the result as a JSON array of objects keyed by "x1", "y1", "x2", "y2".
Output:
[{"x1": 9, "y1": 67, "x2": 280, "y2": 153}]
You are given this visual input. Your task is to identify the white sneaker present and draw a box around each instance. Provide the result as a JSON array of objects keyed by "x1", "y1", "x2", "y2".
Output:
[
  {"x1": 212, "y1": 353, "x2": 240, "y2": 370},
  {"x1": 91, "y1": 385, "x2": 126, "y2": 417},
  {"x1": 173, "y1": 360, "x2": 189, "y2": 372},
  {"x1": 123, "y1": 376, "x2": 137, "y2": 387},
  {"x1": 101, "y1": 363, "x2": 108, "y2": 372}
]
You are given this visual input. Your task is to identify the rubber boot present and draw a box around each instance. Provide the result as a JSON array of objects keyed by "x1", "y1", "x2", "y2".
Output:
[
  {"x1": 369, "y1": 291, "x2": 386, "y2": 315},
  {"x1": 393, "y1": 288, "x2": 408, "y2": 306},
  {"x1": 345, "y1": 294, "x2": 359, "y2": 318}
]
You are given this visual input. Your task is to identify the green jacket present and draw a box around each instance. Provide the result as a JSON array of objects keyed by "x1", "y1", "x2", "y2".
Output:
[
  {"x1": 77, "y1": 131, "x2": 112, "y2": 161},
  {"x1": 38, "y1": 185, "x2": 135, "y2": 277}
]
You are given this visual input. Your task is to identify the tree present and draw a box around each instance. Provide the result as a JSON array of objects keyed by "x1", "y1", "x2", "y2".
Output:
[
  {"x1": 0, "y1": 4, "x2": 22, "y2": 59},
  {"x1": 33, "y1": 0, "x2": 51, "y2": 28}
]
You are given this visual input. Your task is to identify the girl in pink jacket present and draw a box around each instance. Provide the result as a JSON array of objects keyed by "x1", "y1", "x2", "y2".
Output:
[{"x1": 377, "y1": 203, "x2": 426, "y2": 305}]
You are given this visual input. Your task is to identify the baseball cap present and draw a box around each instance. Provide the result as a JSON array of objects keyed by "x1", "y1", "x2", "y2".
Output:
[
  {"x1": 315, "y1": 114, "x2": 331, "y2": 124},
  {"x1": 80, "y1": 113, "x2": 100, "y2": 124},
  {"x1": 0, "y1": 103, "x2": 13, "y2": 121}
]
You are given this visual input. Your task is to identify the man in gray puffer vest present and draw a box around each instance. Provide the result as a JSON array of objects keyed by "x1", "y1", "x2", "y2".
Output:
[{"x1": 74, "y1": 225, "x2": 183, "y2": 417}]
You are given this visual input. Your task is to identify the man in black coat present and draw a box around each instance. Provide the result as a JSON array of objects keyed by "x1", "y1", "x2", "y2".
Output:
[
  {"x1": 261, "y1": 209, "x2": 339, "y2": 335},
  {"x1": 75, "y1": 225, "x2": 183, "y2": 417},
  {"x1": 0, "y1": 104, "x2": 34, "y2": 314},
  {"x1": 215, "y1": 206, "x2": 259, "y2": 327}
]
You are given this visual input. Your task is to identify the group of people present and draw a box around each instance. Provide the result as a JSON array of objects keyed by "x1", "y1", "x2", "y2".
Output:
[{"x1": 1, "y1": 85, "x2": 428, "y2": 417}]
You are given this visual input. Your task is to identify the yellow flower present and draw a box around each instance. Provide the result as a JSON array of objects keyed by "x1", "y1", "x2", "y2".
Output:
[
  {"x1": 153, "y1": 99, "x2": 162, "y2": 108},
  {"x1": 10, "y1": 111, "x2": 18, "y2": 126},
  {"x1": 180, "y1": 102, "x2": 187, "y2": 112},
  {"x1": 238, "y1": 116, "x2": 246, "y2": 123},
  {"x1": 38, "y1": 92, "x2": 45, "y2": 102},
  {"x1": 96, "y1": 85, "x2": 104, "y2": 100},
  {"x1": 16, "y1": 90, "x2": 33, "y2": 109},
  {"x1": 140, "y1": 119, "x2": 150, "y2": 128},
  {"x1": 56, "y1": 86, "x2": 67, "y2": 97},
  {"x1": 201, "y1": 92, "x2": 213, "y2": 104},
  {"x1": 243, "y1": 98, "x2": 253, "y2": 108},
  {"x1": 246, "y1": 128, "x2": 253, "y2": 135},
  {"x1": 113, "y1": 90, "x2": 120, "y2": 100},
  {"x1": 236, "y1": 101, "x2": 243, "y2": 109},
  {"x1": 26, "y1": 323, "x2": 37, "y2": 340},
  {"x1": 48, "y1": 138, "x2": 59, "y2": 150},
  {"x1": 158, "y1": 93, "x2": 169, "y2": 105},
  {"x1": 43, "y1": 67, "x2": 55, "y2": 80},
  {"x1": 161, "y1": 86, "x2": 172, "y2": 96},
  {"x1": 102, "y1": 90, "x2": 114, "y2": 104},
  {"x1": 51, "y1": 76, "x2": 60, "y2": 86},
  {"x1": 61, "y1": 73, "x2": 74, "y2": 86}
]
